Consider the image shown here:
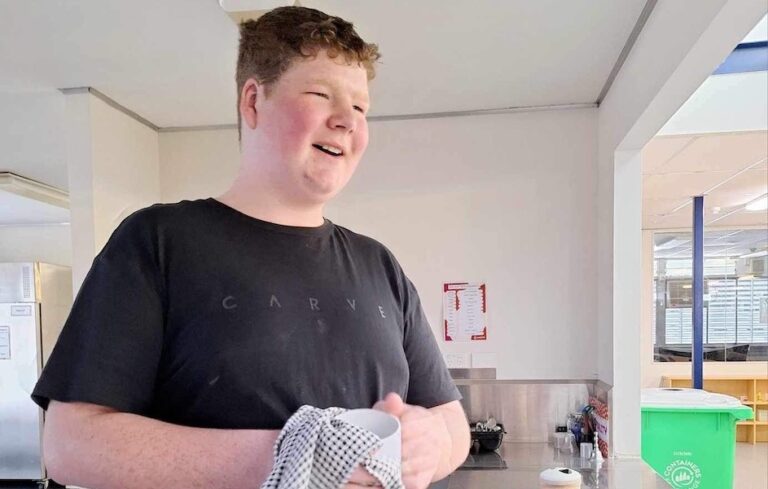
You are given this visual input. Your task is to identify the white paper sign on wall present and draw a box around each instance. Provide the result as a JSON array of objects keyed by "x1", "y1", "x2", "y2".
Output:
[{"x1": 443, "y1": 352, "x2": 471, "y2": 368}]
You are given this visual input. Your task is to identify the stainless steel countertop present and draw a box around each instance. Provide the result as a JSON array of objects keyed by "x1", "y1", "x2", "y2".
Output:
[{"x1": 445, "y1": 442, "x2": 672, "y2": 489}]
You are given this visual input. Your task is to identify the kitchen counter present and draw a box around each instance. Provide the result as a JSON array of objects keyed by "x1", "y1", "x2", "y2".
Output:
[
  {"x1": 24, "y1": 444, "x2": 670, "y2": 489},
  {"x1": 443, "y1": 442, "x2": 672, "y2": 489}
]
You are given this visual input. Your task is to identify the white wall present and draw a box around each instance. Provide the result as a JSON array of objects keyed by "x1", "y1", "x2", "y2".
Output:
[
  {"x1": 0, "y1": 225, "x2": 71, "y2": 266},
  {"x1": 159, "y1": 129, "x2": 240, "y2": 203},
  {"x1": 66, "y1": 91, "x2": 160, "y2": 289},
  {"x1": 335, "y1": 109, "x2": 599, "y2": 379},
  {"x1": 89, "y1": 95, "x2": 160, "y2": 252},
  {"x1": 157, "y1": 108, "x2": 600, "y2": 380},
  {"x1": 1, "y1": 89, "x2": 161, "y2": 281}
]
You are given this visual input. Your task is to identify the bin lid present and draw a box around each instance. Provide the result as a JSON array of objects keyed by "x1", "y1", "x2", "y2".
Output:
[{"x1": 641, "y1": 388, "x2": 753, "y2": 418}]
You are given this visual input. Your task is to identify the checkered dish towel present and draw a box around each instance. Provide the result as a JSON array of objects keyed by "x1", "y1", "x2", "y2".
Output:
[{"x1": 260, "y1": 405, "x2": 404, "y2": 489}]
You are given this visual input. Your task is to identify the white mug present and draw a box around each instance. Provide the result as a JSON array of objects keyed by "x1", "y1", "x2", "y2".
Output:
[{"x1": 336, "y1": 408, "x2": 401, "y2": 462}]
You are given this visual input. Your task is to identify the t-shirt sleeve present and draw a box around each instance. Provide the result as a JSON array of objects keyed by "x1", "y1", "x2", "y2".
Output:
[
  {"x1": 400, "y1": 274, "x2": 462, "y2": 408},
  {"x1": 31, "y1": 208, "x2": 165, "y2": 414}
]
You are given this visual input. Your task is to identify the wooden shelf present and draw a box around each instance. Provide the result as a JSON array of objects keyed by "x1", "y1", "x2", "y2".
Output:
[{"x1": 662, "y1": 375, "x2": 768, "y2": 444}]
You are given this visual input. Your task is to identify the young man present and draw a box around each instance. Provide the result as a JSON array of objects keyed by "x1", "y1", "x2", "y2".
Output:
[{"x1": 33, "y1": 6, "x2": 469, "y2": 489}]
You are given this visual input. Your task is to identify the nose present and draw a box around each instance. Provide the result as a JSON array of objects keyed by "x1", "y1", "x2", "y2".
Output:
[{"x1": 327, "y1": 104, "x2": 356, "y2": 133}]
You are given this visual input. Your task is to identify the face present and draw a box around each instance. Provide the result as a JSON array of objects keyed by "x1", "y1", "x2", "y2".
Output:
[{"x1": 242, "y1": 50, "x2": 370, "y2": 207}]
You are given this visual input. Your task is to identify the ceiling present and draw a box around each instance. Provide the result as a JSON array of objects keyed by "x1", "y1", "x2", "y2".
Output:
[
  {"x1": 654, "y1": 229, "x2": 766, "y2": 261},
  {"x1": 0, "y1": 0, "x2": 648, "y2": 128},
  {"x1": 0, "y1": 192, "x2": 69, "y2": 226},
  {"x1": 2, "y1": 3, "x2": 766, "y2": 229},
  {"x1": 644, "y1": 17, "x2": 766, "y2": 232},
  {"x1": 657, "y1": 71, "x2": 768, "y2": 136},
  {"x1": 642, "y1": 130, "x2": 768, "y2": 230}
]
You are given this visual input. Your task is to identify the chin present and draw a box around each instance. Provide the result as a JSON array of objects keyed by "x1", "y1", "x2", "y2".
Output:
[
  {"x1": 308, "y1": 188, "x2": 342, "y2": 205},
  {"x1": 302, "y1": 175, "x2": 347, "y2": 202}
]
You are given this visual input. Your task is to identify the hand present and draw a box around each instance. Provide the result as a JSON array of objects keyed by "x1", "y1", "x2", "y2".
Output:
[{"x1": 373, "y1": 393, "x2": 451, "y2": 489}]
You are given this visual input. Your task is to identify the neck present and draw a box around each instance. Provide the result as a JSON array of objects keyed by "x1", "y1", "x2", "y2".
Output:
[{"x1": 217, "y1": 177, "x2": 326, "y2": 228}]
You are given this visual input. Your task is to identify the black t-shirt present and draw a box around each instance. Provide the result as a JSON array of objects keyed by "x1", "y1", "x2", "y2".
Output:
[{"x1": 32, "y1": 198, "x2": 460, "y2": 429}]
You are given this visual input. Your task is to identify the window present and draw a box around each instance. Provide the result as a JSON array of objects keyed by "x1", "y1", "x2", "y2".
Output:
[{"x1": 653, "y1": 229, "x2": 768, "y2": 362}]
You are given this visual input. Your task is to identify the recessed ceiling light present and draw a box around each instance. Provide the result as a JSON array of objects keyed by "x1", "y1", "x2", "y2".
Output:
[{"x1": 745, "y1": 196, "x2": 768, "y2": 212}]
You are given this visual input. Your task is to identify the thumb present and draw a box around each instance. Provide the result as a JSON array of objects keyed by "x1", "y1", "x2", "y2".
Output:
[{"x1": 373, "y1": 392, "x2": 406, "y2": 417}]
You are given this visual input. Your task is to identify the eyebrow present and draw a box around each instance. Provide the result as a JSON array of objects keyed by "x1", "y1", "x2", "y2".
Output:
[{"x1": 307, "y1": 78, "x2": 369, "y2": 105}]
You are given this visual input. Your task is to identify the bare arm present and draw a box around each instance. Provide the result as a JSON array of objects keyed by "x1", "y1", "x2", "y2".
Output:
[
  {"x1": 429, "y1": 400, "x2": 470, "y2": 481},
  {"x1": 43, "y1": 400, "x2": 279, "y2": 489}
]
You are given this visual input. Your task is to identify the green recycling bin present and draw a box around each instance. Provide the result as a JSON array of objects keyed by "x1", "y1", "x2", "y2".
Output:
[{"x1": 641, "y1": 388, "x2": 753, "y2": 489}]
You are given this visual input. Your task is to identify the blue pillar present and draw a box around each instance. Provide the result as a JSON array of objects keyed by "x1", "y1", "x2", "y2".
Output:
[{"x1": 692, "y1": 196, "x2": 704, "y2": 389}]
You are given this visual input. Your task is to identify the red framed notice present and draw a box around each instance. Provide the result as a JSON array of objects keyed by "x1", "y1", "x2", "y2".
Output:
[{"x1": 443, "y1": 282, "x2": 487, "y2": 342}]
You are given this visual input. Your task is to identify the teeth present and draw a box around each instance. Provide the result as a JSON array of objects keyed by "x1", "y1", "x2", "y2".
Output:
[{"x1": 319, "y1": 144, "x2": 342, "y2": 155}]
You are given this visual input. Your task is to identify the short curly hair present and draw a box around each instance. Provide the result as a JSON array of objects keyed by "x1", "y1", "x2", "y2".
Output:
[{"x1": 236, "y1": 6, "x2": 381, "y2": 138}]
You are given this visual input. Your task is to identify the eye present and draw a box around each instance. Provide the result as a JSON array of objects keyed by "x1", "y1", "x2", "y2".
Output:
[
  {"x1": 308, "y1": 92, "x2": 329, "y2": 99},
  {"x1": 353, "y1": 105, "x2": 365, "y2": 114}
]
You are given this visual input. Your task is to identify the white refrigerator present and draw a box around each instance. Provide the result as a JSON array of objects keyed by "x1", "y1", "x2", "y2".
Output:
[{"x1": 0, "y1": 262, "x2": 72, "y2": 481}]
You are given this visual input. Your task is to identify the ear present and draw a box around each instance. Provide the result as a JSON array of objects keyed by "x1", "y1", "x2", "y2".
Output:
[{"x1": 239, "y1": 78, "x2": 262, "y2": 131}]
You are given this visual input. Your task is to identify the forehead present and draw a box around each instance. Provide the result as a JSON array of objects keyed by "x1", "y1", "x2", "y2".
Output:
[{"x1": 279, "y1": 51, "x2": 369, "y2": 99}]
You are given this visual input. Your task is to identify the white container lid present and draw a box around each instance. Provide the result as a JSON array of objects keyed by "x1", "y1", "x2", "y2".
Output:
[
  {"x1": 641, "y1": 388, "x2": 742, "y2": 408},
  {"x1": 540, "y1": 467, "x2": 582, "y2": 485}
]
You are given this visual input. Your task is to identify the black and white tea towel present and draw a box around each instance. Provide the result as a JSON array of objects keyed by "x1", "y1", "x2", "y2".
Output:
[{"x1": 260, "y1": 405, "x2": 404, "y2": 489}]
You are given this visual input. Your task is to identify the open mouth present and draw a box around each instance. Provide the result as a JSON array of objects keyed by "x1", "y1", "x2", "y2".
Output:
[{"x1": 312, "y1": 144, "x2": 344, "y2": 157}]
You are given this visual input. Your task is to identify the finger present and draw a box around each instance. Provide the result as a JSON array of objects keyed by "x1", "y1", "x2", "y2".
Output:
[
  {"x1": 373, "y1": 392, "x2": 406, "y2": 417},
  {"x1": 372, "y1": 392, "x2": 404, "y2": 412}
]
